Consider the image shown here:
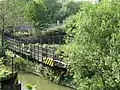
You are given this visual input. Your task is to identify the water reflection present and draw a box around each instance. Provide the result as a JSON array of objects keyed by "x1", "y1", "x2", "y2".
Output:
[{"x1": 18, "y1": 73, "x2": 73, "y2": 90}]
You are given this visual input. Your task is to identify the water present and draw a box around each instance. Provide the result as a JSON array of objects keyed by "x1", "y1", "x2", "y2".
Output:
[{"x1": 18, "y1": 73, "x2": 73, "y2": 90}]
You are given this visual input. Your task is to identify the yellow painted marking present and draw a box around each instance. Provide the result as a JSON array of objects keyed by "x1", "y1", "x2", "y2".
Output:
[
  {"x1": 51, "y1": 60, "x2": 53, "y2": 66},
  {"x1": 49, "y1": 59, "x2": 52, "y2": 66},
  {"x1": 44, "y1": 59, "x2": 47, "y2": 64},
  {"x1": 51, "y1": 61, "x2": 54, "y2": 67},
  {"x1": 49, "y1": 60, "x2": 53, "y2": 66},
  {"x1": 42, "y1": 58, "x2": 54, "y2": 66},
  {"x1": 50, "y1": 60, "x2": 52, "y2": 66},
  {"x1": 47, "y1": 59, "x2": 50, "y2": 65},
  {"x1": 46, "y1": 59, "x2": 49, "y2": 65},
  {"x1": 49, "y1": 59, "x2": 51, "y2": 66},
  {"x1": 45, "y1": 59, "x2": 48, "y2": 64}
]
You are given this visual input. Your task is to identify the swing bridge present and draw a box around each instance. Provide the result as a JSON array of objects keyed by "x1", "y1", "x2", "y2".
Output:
[{"x1": 6, "y1": 37, "x2": 67, "y2": 71}]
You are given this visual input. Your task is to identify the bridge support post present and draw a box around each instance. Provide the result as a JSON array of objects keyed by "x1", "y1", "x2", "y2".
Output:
[{"x1": 46, "y1": 46, "x2": 47, "y2": 59}]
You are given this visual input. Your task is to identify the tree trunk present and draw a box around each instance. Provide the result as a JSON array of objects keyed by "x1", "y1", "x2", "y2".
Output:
[{"x1": 1, "y1": 16, "x2": 5, "y2": 56}]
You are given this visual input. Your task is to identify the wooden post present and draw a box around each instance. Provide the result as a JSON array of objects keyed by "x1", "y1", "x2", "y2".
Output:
[
  {"x1": 59, "y1": 35, "x2": 61, "y2": 45},
  {"x1": 38, "y1": 44, "x2": 39, "y2": 60},
  {"x1": 30, "y1": 44, "x2": 32, "y2": 56},
  {"x1": 14, "y1": 38, "x2": 16, "y2": 51},
  {"x1": 1, "y1": 18, "x2": 5, "y2": 56},
  {"x1": 46, "y1": 46, "x2": 47, "y2": 59},
  {"x1": 19, "y1": 41, "x2": 20, "y2": 52},
  {"x1": 53, "y1": 48, "x2": 54, "y2": 60},
  {"x1": 15, "y1": 40, "x2": 16, "y2": 52},
  {"x1": 16, "y1": 40, "x2": 17, "y2": 52},
  {"x1": 15, "y1": 39, "x2": 17, "y2": 51},
  {"x1": 34, "y1": 44, "x2": 35, "y2": 59},
  {"x1": 19, "y1": 39, "x2": 21, "y2": 53},
  {"x1": 53, "y1": 36, "x2": 54, "y2": 44},
  {"x1": 41, "y1": 45, "x2": 43, "y2": 62}
]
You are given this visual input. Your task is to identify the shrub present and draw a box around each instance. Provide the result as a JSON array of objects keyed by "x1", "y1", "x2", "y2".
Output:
[
  {"x1": 61, "y1": 0, "x2": 120, "y2": 90},
  {"x1": 41, "y1": 25, "x2": 66, "y2": 36}
]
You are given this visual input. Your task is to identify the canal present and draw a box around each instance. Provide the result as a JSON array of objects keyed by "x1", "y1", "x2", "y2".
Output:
[{"x1": 18, "y1": 73, "x2": 73, "y2": 90}]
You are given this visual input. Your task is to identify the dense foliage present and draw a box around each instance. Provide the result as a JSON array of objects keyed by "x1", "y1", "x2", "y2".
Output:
[
  {"x1": 0, "y1": 0, "x2": 27, "y2": 54},
  {"x1": 59, "y1": 0, "x2": 120, "y2": 90},
  {"x1": 0, "y1": 0, "x2": 26, "y2": 29},
  {"x1": 0, "y1": 59, "x2": 12, "y2": 80},
  {"x1": 41, "y1": 26, "x2": 66, "y2": 36},
  {"x1": 4, "y1": 0, "x2": 120, "y2": 90},
  {"x1": 0, "y1": 0, "x2": 81, "y2": 38},
  {"x1": 57, "y1": 0, "x2": 81, "y2": 23},
  {"x1": 13, "y1": 25, "x2": 65, "y2": 37},
  {"x1": 24, "y1": 0, "x2": 81, "y2": 29},
  {"x1": 24, "y1": 0, "x2": 46, "y2": 29}
]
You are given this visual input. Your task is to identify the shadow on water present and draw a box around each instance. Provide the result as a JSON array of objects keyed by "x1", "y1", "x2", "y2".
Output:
[{"x1": 18, "y1": 73, "x2": 73, "y2": 90}]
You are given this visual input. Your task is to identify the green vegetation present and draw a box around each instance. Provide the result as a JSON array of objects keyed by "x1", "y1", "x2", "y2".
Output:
[
  {"x1": 57, "y1": 0, "x2": 120, "y2": 90},
  {"x1": 14, "y1": 31, "x2": 30, "y2": 37},
  {"x1": 2, "y1": 0, "x2": 120, "y2": 90},
  {"x1": 4, "y1": 50, "x2": 39, "y2": 72},
  {"x1": 40, "y1": 25, "x2": 65, "y2": 36},
  {"x1": 57, "y1": 0, "x2": 80, "y2": 23},
  {"x1": 26, "y1": 84, "x2": 37, "y2": 90},
  {"x1": 0, "y1": 58, "x2": 36, "y2": 90},
  {"x1": 0, "y1": 0, "x2": 81, "y2": 37},
  {"x1": 24, "y1": 0, "x2": 81, "y2": 29},
  {"x1": 0, "y1": 60, "x2": 12, "y2": 80},
  {"x1": 2, "y1": 50, "x2": 75, "y2": 88},
  {"x1": 0, "y1": 38, "x2": 2, "y2": 54},
  {"x1": 13, "y1": 25, "x2": 65, "y2": 37},
  {"x1": 0, "y1": 0, "x2": 81, "y2": 89}
]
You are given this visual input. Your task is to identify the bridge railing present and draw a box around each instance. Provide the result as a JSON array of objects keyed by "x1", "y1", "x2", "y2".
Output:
[
  {"x1": 6, "y1": 37, "x2": 67, "y2": 69},
  {"x1": 6, "y1": 37, "x2": 55, "y2": 61}
]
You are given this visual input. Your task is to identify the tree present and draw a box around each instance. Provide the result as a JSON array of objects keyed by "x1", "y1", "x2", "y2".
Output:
[
  {"x1": 24, "y1": 0, "x2": 46, "y2": 30},
  {"x1": 0, "y1": 0, "x2": 27, "y2": 55},
  {"x1": 24, "y1": 0, "x2": 81, "y2": 30},
  {"x1": 60, "y1": 0, "x2": 120, "y2": 89},
  {"x1": 0, "y1": 0, "x2": 11, "y2": 55},
  {"x1": 57, "y1": 0, "x2": 81, "y2": 23},
  {"x1": 43, "y1": 0, "x2": 62, "y2": 23}
]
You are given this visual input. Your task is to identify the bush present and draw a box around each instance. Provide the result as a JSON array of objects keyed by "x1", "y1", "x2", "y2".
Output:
[
  {"x1": 61, "y1": 0, "x2": 120, "y2": 90},
  {"x1": 41, "y1": 25, "x2": 66, "y2": 36},
  {"x1": 4, "y1": 50, "x2": 34, "y2": 72}
]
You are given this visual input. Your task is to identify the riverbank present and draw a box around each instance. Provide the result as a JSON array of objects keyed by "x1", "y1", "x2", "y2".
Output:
[
  {"x1": 1, "y1": 50, "x2": 76, "y2": 90},
  {"x1": 18, "y1": 72, "x2": 73, "y2": 90}
]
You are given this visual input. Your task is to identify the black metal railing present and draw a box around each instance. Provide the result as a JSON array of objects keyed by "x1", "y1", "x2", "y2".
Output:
[{"x1": 6, "y1": 37, "x2": 66, "y2": 69}]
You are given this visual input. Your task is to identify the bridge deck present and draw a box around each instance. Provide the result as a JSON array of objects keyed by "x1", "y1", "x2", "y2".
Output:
[{"x1": 6, "y1": 38, "x2": 66, "y2": 69}]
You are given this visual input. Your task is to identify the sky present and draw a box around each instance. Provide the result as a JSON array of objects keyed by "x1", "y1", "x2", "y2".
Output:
[
  {"x1": 75, "y1": 0, "x2": 98, "y2": 1},
  {"x1": 0, "y1": 0, "x2": 99, "y2": 4},
  {"x1": 74, "y1": 0, "x2": 99, "y2": 4}
]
